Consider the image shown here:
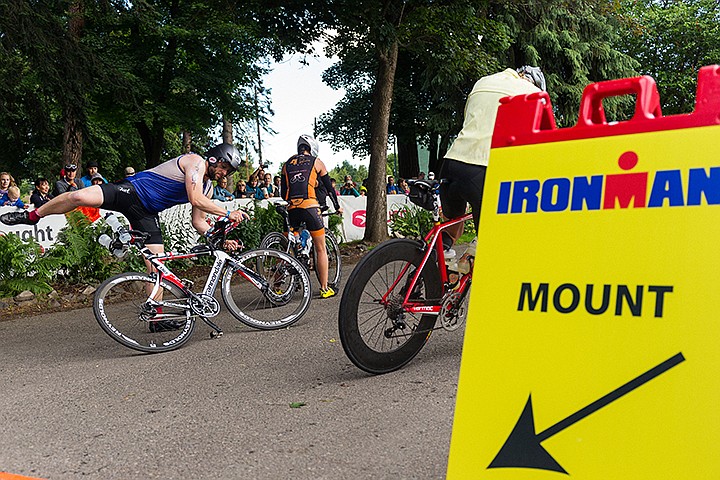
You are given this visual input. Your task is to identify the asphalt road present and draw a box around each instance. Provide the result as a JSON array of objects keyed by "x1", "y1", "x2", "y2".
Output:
[{"x1": 0, "y1": 278, "x2": 466, "y2": 480}]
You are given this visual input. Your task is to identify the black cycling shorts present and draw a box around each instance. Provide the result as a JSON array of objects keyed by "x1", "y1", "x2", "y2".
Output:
[
  {"x1": 99, "y1": 181, "x2": 163, "y2": 245},
  {"x1": 439, "y1": 159, "x2": 487, "y2": 229},
  {"x1": 288, "y1": 206, "x2": 325, "y2": 235}
]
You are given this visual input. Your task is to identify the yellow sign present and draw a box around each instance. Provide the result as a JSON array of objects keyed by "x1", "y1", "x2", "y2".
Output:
[{"x1": 448, "y1": 125, "x2": 720, "y2": 479}]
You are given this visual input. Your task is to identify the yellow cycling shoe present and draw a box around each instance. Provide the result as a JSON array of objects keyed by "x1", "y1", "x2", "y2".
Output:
[{"x1": 320, "y1": 287, "x2": 337, "y2": 299}]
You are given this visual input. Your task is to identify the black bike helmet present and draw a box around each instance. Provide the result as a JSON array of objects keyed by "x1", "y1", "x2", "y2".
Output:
[
  {"x1": 297, "y1": 134, "x2": 319, "y2": 157},
  {"x1": 206, "y1": 143, "x2": 242, "y2": 170},
  {"x1": 517, "y1": 65, "x2": 547, "y2": 91}
]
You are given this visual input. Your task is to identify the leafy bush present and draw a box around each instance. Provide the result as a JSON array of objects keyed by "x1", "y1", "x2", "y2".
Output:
[
  {"x1": 0, "y1": 233, "x2": 61, "y2": 296},
  {"x1": 388, "y1": 204, "x2": 434, "y2": 239},
  {"x1": 388, "y1": 203, "x2": 476, "y2": 243},
  {"x1": 45, "y1": 210, "x2": 124, "y2": 283},
  {"x1": 227, "y1": 201, "x2": 283, "y2": 249}
]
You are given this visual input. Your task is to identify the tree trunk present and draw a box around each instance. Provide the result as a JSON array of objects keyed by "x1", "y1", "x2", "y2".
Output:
[
  {"x1": 396, "y1": 132, "x2": 418, "y2": 179},
  {"x1": 136, "y1": 120, "x2": 165, "y2": 167},
  {"x1": 428, "y1": 133, "x2": 439, "y2": 175},
  {"x1": 182, "y1": 131, "x2": 192, "y2": 153},
  {"x1": 62, "y1": 0, "x2": 84, "y2": 170},
  {"x1": 364, "y1": 39, "x2": 398, "y2": 243},
  {"x1": 222, "y1": 119, "x2": 233, "y2": 144},
  {"x1": 62, "y1": 109, "x2": 83, "y2": 168}
]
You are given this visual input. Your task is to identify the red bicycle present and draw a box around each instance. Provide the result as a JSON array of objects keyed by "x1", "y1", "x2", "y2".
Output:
[{"x1": 338, "y1": 179, "x2": 473, "y2": 374}]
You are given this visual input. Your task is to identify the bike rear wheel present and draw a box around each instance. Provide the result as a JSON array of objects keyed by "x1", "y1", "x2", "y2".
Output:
[
  {"x1": 221, "y1": 248, "x2": 312, "y2": 330},
  {"x1": 320, "y1": 231, "x2": 342, "y2": 290},
  {"x1": 338, "y1": 239, "x2": 442, "y2": 374},
  {"x1": 93, "y1": 272, "x2": 194, "y2": 353}
]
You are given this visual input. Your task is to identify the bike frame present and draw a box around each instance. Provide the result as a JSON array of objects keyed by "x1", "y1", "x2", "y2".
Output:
[
  {"x1": 382, "y1": 213, "x2": 473, "y2": 317},
  {"x1": 137, "y1": 245, "x2": 267, "y2": 314}
]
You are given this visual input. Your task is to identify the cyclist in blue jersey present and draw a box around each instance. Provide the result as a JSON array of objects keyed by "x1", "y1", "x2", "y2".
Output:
[{"x1": 1, "y1": 143, "x2": 248, "y2": 260}]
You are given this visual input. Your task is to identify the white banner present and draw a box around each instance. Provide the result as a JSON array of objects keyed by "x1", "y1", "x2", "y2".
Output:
[
  {"x1": 0, "y1": 195, "x2": 413, "y2": 248},
  {"x1": 338, "y1": 194, "x2": 410, "y2": 242}
]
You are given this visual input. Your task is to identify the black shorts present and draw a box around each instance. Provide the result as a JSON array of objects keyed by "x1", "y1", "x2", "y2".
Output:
[
  {"x1": 288, "y1": 207, "x2": 325, "y2": 235},
  {"x1": 439, "y1": 159, "x2": 487, "y2": 228},
  {"x1": 99, "y1": 181, "x2": 163, "y2": 245}
]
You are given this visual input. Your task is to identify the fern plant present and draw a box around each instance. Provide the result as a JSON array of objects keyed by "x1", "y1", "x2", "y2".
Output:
[
  {"x1": 0, "y1": 233, "x2": 60, "y2": 296},
  {"x1": 44, "y1": 210, "x2": 122, "y2": 283}
]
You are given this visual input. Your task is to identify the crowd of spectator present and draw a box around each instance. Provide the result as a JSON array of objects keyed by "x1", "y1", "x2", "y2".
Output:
[
  {"x1": 1, "y1": 160, "x2": 436, "y2": 211},
  {"x1": 1, "y1": 161, "x2": 133, "y2": 210}
]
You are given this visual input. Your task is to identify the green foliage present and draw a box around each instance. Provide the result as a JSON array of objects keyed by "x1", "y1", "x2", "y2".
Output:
[
  {"x1": 616, "y1": 0, "x2": 720, "y2": 115},
  {"x1": 328, "y1": 213, "x2": 343, "y2": 242},
  {"x1": 227, "y1": 201, "x2": 283, "y2": 250},
  {"x1": 328, "y1": 160, "x2": 369, "y2": 185},
  {"x1": 388, "y1": 203, "x2": 434, "y2": 240},
  {"x1": 44, "y1": 211, "x2": 123, "y2": 283},
  {"x1": 0, "y1": 233, "x2": 60, "y2": 296}
]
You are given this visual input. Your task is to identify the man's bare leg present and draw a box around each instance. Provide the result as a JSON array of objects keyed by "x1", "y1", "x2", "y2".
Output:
[{"x1": 36, "y1": 186, "x2": 104, "y2": 216}]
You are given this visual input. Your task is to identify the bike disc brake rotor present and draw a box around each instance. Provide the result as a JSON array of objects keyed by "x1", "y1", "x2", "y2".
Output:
[
  {"x1": 439, "y1": 291, "x2": 468, "y2": 332},
  {"x1": 190, "y1": 293, "x2": 221, "y2": 317}
]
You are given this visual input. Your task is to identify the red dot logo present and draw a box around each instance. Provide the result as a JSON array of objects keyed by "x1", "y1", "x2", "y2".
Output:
[{"x1": 618, "y1": 151, "x2": 639, "y2": 170}]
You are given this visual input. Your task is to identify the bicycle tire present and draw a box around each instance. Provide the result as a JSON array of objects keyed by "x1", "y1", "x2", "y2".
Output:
[
  {"x1": 221, "y1": 248, "x2": 312, "y2": 330},
  {"x1": 321, "y1": 232, "x2": 342, "y2": 290},
  {"x1": 259, "y1": 231, "x2": 291, "y2": 254},
  {"x1": 338, "y1": 239, "x2": 442, "y2": 374},
  {"x1": 93, "y1": 272, "x2": 194, "y2": 353}
]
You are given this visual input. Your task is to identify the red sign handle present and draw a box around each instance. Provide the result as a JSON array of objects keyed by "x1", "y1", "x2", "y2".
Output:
[{"x1": 577, "y1": 75, "x2": 662, "y2": 127}]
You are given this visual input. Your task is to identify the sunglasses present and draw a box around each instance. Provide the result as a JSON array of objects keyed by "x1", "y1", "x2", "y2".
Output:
[{"x1": 65, "y1": 164, "x2": 78, "y2": 170}]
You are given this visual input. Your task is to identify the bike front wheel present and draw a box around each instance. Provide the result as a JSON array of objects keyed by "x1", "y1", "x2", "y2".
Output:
[
  {"x1": 221, "y1": 248, "x2": 312, "y2": 330},
  {"x1": 93, "y1": 272, "x2": 194, "y2": 353},
  {"x1": 338, "y1": 239, "x2": 442, "y2": 374}
]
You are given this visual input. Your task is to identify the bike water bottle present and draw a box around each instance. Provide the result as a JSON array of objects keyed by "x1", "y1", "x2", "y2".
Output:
[
  {"x1": 98, "y1": 234, "x2": 113, "y2": 249},
  {"x1": 105, "y1": 213, "x2": 131, "y2": 244},
  {"x1": 299, "y1": 229, "x2": 312, "y2": 255}
]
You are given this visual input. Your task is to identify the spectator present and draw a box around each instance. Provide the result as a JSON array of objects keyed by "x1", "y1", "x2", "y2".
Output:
[
  {"x1": 30, "y1": 178, "x2": 54, "y2": 207},
  {"x1": 261, "y1": 173, "x2": 275, "y2": 198},
  {"x1": 340, "y1": 177, "x2": 360, "y2": 196},
  {"x1": 386, "y1": 175, "x2": 401, "y2": 194},
  {"x1": 53, "y1": 164, "x2": 80, "y2": 196},
  {"x1": 79, "y1": 161, "x2": 107, "y2": 187},
  {"x1": 2, "y1": 186, "x2": 27, "y2": 209},
  {"x1": 213, "y1": 176, "x2": 235, "y2": 201},
  {"x1": 90, "y1": 173, "x2": 105, "y2": 186},
  {"x1": 359, "y1": 185, "x2": 367, "y2": 196},
  {"x1": 273, "y1": 176, "x2": 282, "y2": 197},
  {"x1": 246, "y1": 175, "x2": 265, "y2": 200},
  {"x1": 233, "y1": 180, "x2": 248, "y2": 198},
  {"x1": 398, "y1": 178, "x2": 410, "y2": 195},
  {"x1": 330, "y1": 178, "x2": 340, "y2": 196},
  {"x1": 124, "y1": 166, "x2": 136, "y2": 177},
  {"x1": 0, "y1": 172, "x2": 16, "y2": 198}
]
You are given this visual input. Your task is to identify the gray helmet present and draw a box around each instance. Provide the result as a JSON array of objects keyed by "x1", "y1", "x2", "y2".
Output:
[
  {"x1": 297, "y1": 134, "x2": 319, "y2": 157},
  {"x1": 517, "y1": 65, "x2": 547, "y2": 91},
  {"x1": 206, "y1": 143, "x2": 242, "y2": 170}
]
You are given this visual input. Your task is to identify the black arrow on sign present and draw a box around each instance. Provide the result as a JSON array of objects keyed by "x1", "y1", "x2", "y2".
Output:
[{"x1": 488, "y1": 352, "x2": 685, "y2": 474}]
